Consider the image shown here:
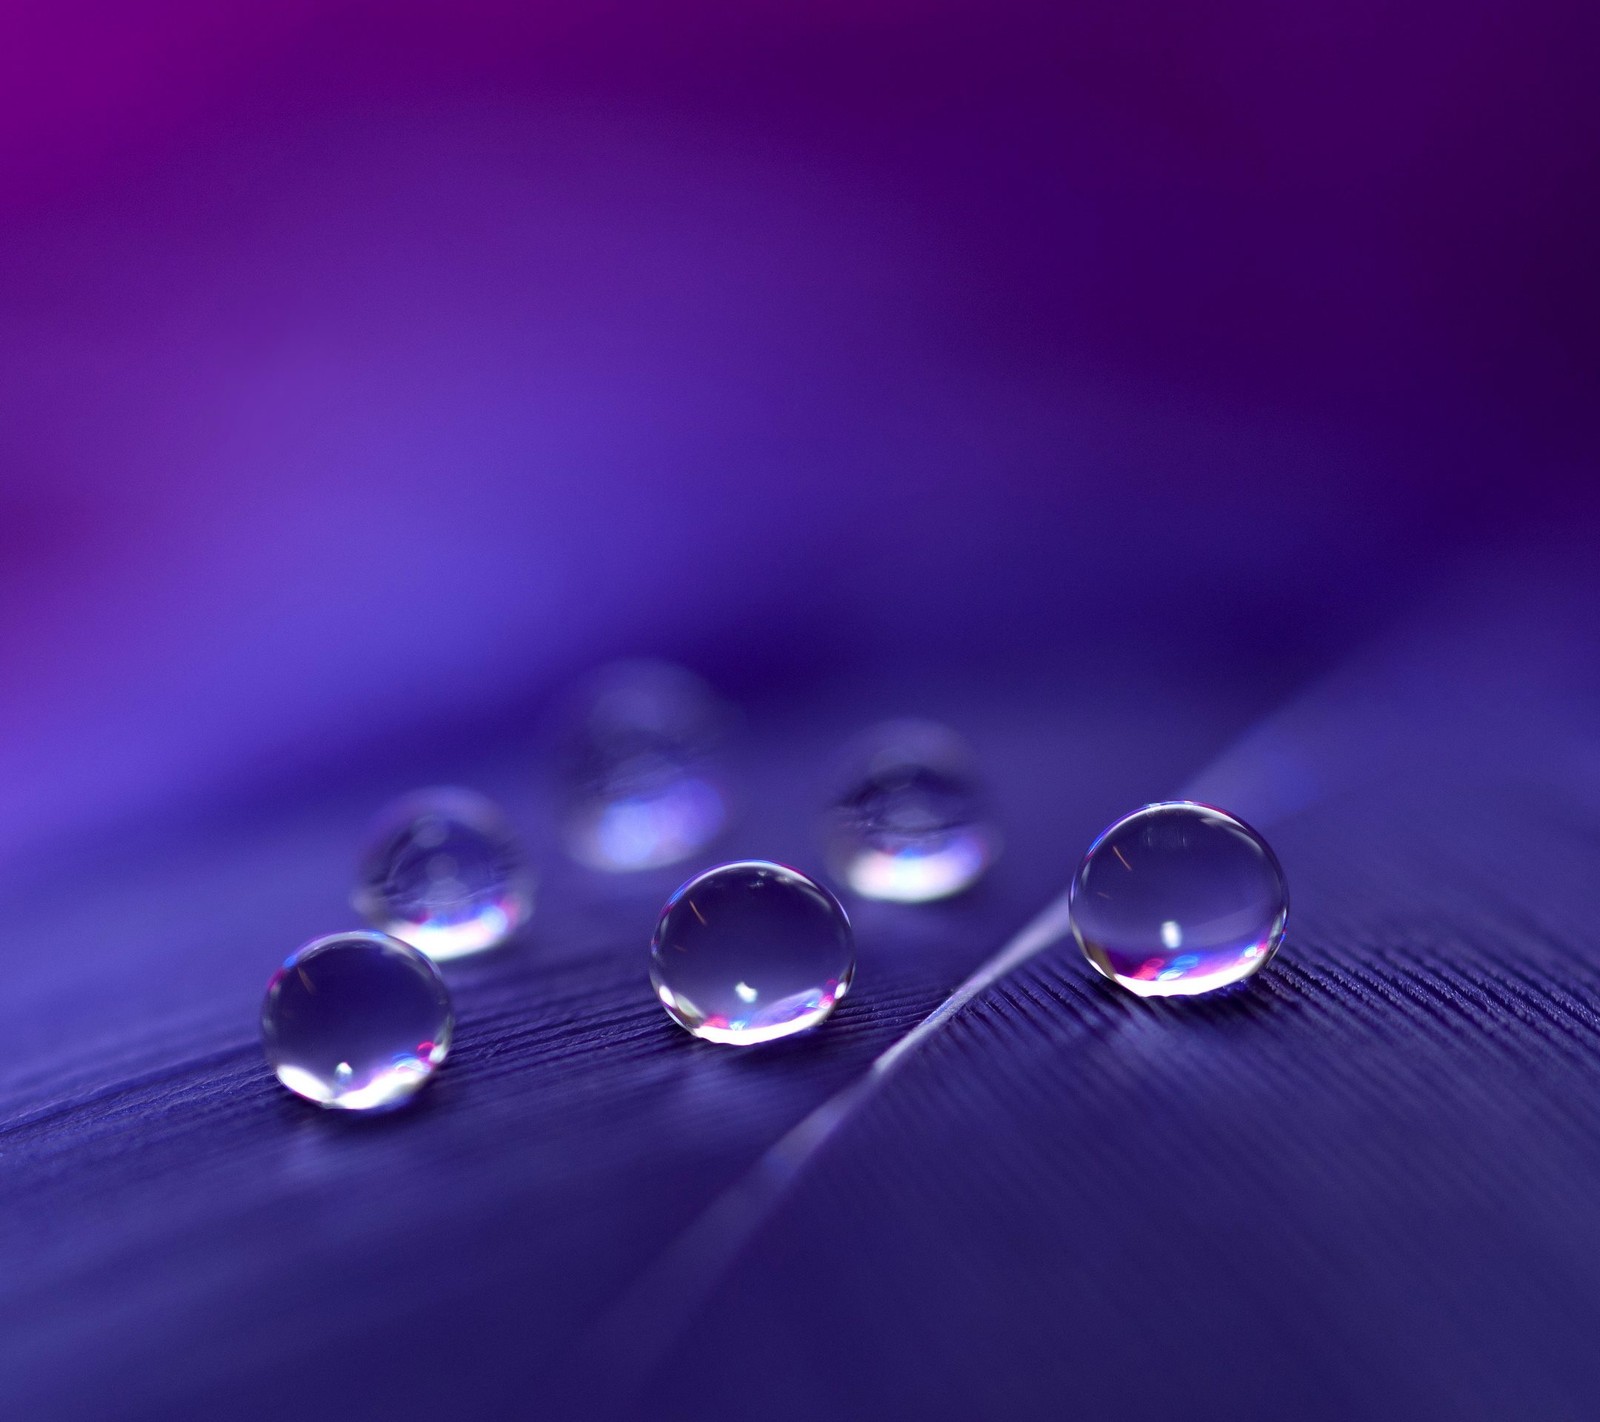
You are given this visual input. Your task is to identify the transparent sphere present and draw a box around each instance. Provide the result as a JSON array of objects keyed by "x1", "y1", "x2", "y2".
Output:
[
  {"x1": 826, "y1": 720, "x2": 997, "y2": 903},
  {"x1": 1070, "y1": 801, "x2": 1288, "y2": 997},
  {"x1": 261, "y1": 932, "x2": 454, "y2": 1110},
  {"x1": 650, "y1": 861, "x2": 855, "y2": 1045},
  {"x1": 557, "y1": 660, "x2": 729, "y2": 873},
  {"x1": 354, "y1": 787, "x2": 532, "y2": 961}
]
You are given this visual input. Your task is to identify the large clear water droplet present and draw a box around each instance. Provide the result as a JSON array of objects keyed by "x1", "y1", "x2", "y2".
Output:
[
  {"x1": 261, "y1": 931, "x2": 454, "y2": 1110},
  {"x1": 826, "y1": 720, "x2": 997, "y2": 902},
  {"x1": 354, "y1": 787, "x2": 533, "y2": 961},
  {"x1": 1070, "y1": 801, "x2": 1288, "y2": 997},
  {"x1": 650, "y1": 860, "x2": 854, "y2": 1044},
  {"x1": 558, "y1": 660, "x2": 729, "y2": 873}
]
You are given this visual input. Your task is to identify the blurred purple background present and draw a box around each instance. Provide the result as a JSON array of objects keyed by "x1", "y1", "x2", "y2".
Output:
[{"x1": 3, "y1": 0, "x2": 1596, "y2": 863}]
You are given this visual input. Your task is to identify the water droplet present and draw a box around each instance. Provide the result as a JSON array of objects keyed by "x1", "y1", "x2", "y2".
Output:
[
  {"x1": 650, "y1": 860, "x2": 854, "y2": 1044},
  {"x1": 354, "y1": 788, "x2": 533, "y2": 961},
  {"x1": 826, "y1": 720, "x2": 997, "y2": 902},
  {"x1": 261, "y1": 932, "x2": 454, "y2": 1110},
  {"x1": 557, "y1": 660, "x2": 731, "y2": 873},
  {"x1": 1070, "y1": 801, "x2": 1288, "y2": 997}
]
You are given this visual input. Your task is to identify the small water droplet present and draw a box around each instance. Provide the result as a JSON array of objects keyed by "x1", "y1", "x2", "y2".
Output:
[
  {"x1": 355, "y1": 788, "x2": 532, "y2": 961},
  {"x1": 1070, "y1": 801, "x2": 1288, "y2": 997},
  {"x1": 557, "y1": 660, "x2": 730, "y2": 873},
  {"x1": 826, "y1": 720, "x2": 997, "y2": 902},
  {"x1": 650, "y1": 861, "x2": 854, "y2": 1044},
  {"x1": 261, "y1": 932, "x2": 454, "y2": 1111}
]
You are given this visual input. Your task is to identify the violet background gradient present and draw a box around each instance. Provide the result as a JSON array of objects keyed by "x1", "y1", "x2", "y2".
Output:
[
  {"x1": 5, "y1": 9, "x2": 1600, "y2": 1419},
  {"x1": 3, "y1": 0, "x2": 1596, "y2": 867}
]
